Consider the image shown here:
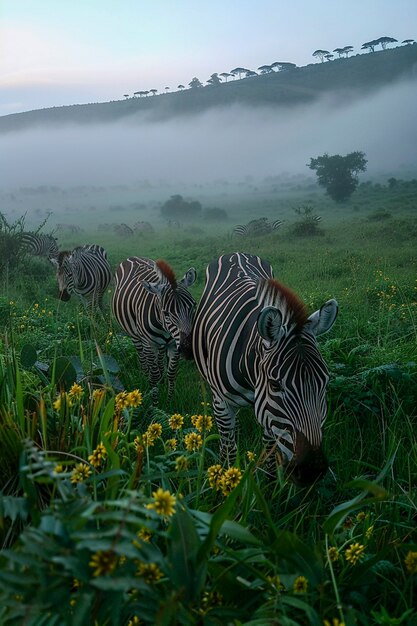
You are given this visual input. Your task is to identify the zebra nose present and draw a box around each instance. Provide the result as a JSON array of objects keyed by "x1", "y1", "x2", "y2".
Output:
[
  {"x1": 178, "y1": 333, "x2": 194, "y2": 360},
  {"x1": 59, "y1": 289, "x2": 71, "y2": 302},
  {"x1": 287, "y1": 430, "x2": 328, "y2": 486}
]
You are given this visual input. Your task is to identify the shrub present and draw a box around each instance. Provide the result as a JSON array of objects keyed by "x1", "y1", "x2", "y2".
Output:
[{"x1": 160, "y1": 195, "x2": 202, "y2": 221}]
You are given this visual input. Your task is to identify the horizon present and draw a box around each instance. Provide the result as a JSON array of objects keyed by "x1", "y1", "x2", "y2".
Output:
[{"x1": 1, "y1": 0, "x2": 416, "y2": 116}]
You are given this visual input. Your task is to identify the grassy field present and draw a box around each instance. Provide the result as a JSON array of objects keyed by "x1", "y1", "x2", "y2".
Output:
[{"x1": 0, "y1": 180, "x2": 416, "y2": 625}]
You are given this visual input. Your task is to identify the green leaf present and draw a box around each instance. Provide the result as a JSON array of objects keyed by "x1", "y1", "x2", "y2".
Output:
[
  {"x1": 20, "y1": 344, "x2": 37, "y2": 368},
  {"x1": 53, "y1": 356, "x2": 77, "y2": 389}
]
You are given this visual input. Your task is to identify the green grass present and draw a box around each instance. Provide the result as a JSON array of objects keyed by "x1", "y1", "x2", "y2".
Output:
[{"x1": 0, "y1": 183, "x2": 416, "y2": 625}]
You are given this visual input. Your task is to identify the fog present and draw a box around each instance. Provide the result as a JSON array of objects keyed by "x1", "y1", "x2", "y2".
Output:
[{"x1": 1, "y1": 79, "x2": 416, "y2": 191}]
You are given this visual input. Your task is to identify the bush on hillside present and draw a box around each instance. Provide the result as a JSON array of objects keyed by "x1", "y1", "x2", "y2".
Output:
[{"x1": 160, "y1": 195, "x2": 202, "y2": 222}]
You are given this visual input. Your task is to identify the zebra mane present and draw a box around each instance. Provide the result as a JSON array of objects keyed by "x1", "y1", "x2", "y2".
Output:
[
  {"x1": 156, "y1": 259, "x2": 177, "y2": 289},
  {"x1": 57, "y1": 250, "x2": 70, "y2": 264},
  {"x1": 257, "y1": 278, "x2": 308, "y2": 330}
]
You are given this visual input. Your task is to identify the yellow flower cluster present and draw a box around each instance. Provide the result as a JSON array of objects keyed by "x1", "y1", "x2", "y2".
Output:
[
  {"x1": 175, "y1": 456, "x2": 189, "y2": 471},
  {"x1": 323, "y1": 619, "x2": 345, "y2": 626},
  {"x1": 89, "y1": 550, "x2": 117, "y2": 577},
  {"x1": 88, "y1": 442, "x2": 107, "y2": 468},
  {"x1": 327, "y1": 547, "x2": 340, "y2": 562},
  {"x1": 191, "y1": 414, "x2": 213, "y2": 432},
  {"x1": 136, "y1": 562, "x2": 163, "y2": 584},
  {"x1": 345, "y1": 542, "x2": 365, "y2": 565},
  {"x1": 404, "y1": 551, "x2": 417, "y2": 575},
  {"x1": 293, "y1": 575, "x2": 308, "y2": 593},
  {"x1": 115, "y1": 389, "x2": 143, "y2": 411},
  {"x1": 207, "y1": 465, "x2": 242, "y2": 496},
  {"x1": 165, "y1": 438, "x2": 177, "y2": 451},
  {"x1": 68, "y1": 383, "x2": 83, "y2": 399},
  {"x1": 71, "y1": 462, "x2": 91, "y2": 484},
  {"x1": 127, "y1": 617, "x2": 141, "y2": 626},
  {"x1": 184, "y1": 431, "x2": 203, "y2": 452},
  {"x1": 142, "y1": 423, "x2": 162, "y2": 447},
  {"x1": 146, "y1": 487, "x2": 176, "y2": 517},
  {"x1": 53, "y1": 393, "x2": 72, "y2": 411},
  {"x1": 169, "y1": 413, "x2": 184, "y2": 429}
]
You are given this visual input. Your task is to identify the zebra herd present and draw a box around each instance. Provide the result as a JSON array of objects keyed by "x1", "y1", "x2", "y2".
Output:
[{"x1": 22, "y1": 233, "x2": 338, "y2": 486}]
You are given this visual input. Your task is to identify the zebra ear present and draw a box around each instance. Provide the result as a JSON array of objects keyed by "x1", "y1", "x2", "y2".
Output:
[
  {"x1": 141, "y1": 280, "x2": 164, "y2": 296},
  {"x1": 306, "y1": 299, "x2": 338, "y2": 336},
  {"x1": 257, "y1": 306, "x2": 284, "y2": 344},
  {"x1": 179, "y1": 267, "x2": 197, "y2": 288}
]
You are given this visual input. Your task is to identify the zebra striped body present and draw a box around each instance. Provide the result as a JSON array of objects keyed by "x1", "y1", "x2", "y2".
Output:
[
  {"x1": 112, "y1": 257, "x2": 196, "y2": 401},
  {"x1": 192, "y1": 252, "x2": 338, "y2": 486},
  {"x1": 21, "y1": 233, "x2": 59, "y2": 261},
  {"x1": 52, "y1": 244, "x2": 112, "y2": 310},
  {"x1": 233, "y1": 217, "x2": 283, "y2": 237}
]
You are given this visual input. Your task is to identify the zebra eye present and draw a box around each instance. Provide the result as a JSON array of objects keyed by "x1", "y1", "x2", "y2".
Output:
[{"x1": 270, "y1": 379, "x2": 283, "y2": 393}]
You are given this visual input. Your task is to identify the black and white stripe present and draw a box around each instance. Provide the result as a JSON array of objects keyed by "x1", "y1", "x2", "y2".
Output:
[
  {"x1": 51, "y1": 244, "x2": 112, "y2": 310},
  {"x1": 233, "y1": 217, "x2": 283, "y2": 237},
  {"x1": 112, "y1": 257, "x2": 196, "y2": 401},
  {"x1": 192, "y1": 252, "x2": 338, "y2": 485},
  {"x1": 21, "y1": 233, "x2": 59, "y2": 262}
]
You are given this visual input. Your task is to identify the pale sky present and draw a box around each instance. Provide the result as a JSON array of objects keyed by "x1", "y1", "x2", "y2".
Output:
[{"x1": 1, "y1": 0, "x2": 416, "y2": 116}]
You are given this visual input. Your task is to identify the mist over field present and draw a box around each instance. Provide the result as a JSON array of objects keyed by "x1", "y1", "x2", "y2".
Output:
[{"x1": 1, "y1": 79, "x2": 416, "y2": 190}]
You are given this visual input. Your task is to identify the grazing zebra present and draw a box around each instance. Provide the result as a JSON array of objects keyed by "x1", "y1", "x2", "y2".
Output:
[
  {"x1": 56, "y1": 223, "x2": 81, "y2": 234},
  {"x1": 192, "y1": 252, "x2": 338, "y2": 486},
  {"x1": 133, "y1": 221, "x2": 154, "y2": 234},
  {"x1": 51, "y1": 244, "x2": 112, "y2": 310},
  {"x1": 21, "y1": 232, "x2": 59, "y2": 262},
  {"x1": 112, "y1": 257, "x2": 196, "y2": 401},
  {"x1": 233, "y1": 217, "x2": 283, "y2": 237},
  {"x1": 114, "y1": 223, "x2": 134, "y2": 237}
]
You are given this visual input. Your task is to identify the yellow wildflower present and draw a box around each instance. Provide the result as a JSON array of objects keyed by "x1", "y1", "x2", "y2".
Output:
[
  {"x1": 127, "y1": 617, "x2": 141, "y2": 626},
  {"x1": 194, "y1": 414, "x2": 213, "y2": 433},
  {"x1": 356, "y1": 511, "x2": 366, "y2": 522},
  {"x1": 142, "y1": 423, "x2": 162, "y2": 447},
  {"x1": 207, "y1": 464, "x2": 224, "y2": 490},
  {"x1": 404, "y1": 551, "x2": 417, "y2": 575},
  {"x1": 323, "y1": 619, "x2": 345, "y2": 626},
  {"x1": 136, "y1": 562, "x2": 163, "y2": 584},
  {"x1": 246, "y1": 451, "x2": 256, "y2": 462},
  {"x1": 68, "y1": 383, "x2": 83, "y2": 399},
  {"x1": 127, "y1": 389, "x2": 143, "y2": 407},
  {"x1": 266, "y1": 574, "x2": 284, "y2": 591},
  {"x1": 327, "y1": 547, "x2": 340, "y2": 562},
  {"x1": 138, "y1": 527, "x2": 152, "y2": 543},
  {"x1": 89, "y1": 550, "x2": 117, "y2": 577},
  {"x1": 293, "y1": 576, "x2": 308, "y2": 593},
  {"x1": 71, "y1": 463, "x2": 92, "y2": 484},
  {"x1": 92, "y1": 388, "x2": 106, "y2": 401},
  {"x1": 166, "y1": 438, "x2": 177, "y2": 451},
  {"x1": 53, "y1": 393, "x2": 72, "y2": 411},
  {"x1": 146, "y1": 487, "x2": 176, "y2": 517},
  {"x1": 345, "y1": 543, "x2": 365, "y2": 565},
  {"x1": 115, "y1": 391, "x2": 129, "y2": 411},
  {"x1": 220, "y1": 467, "x2": 242, "y2": 495},
  {"x1": 169, "y1": 413, "x2": 184, "y2": 430},
  {"x1": 184, "y1": 431, "x2": 203, "y2": 452},
  {"x1": 175, "y1": 456, "x2": 189, "y2": 471},
  {"x1": 365, "y1": 525, "x2": 374, "y2": 540},
  {"x1": 53, "y1": 464, "x2": 66, "y2": 475},
  {"x1": 88, "y1": 442, "x2": 107, "y2": 468}
]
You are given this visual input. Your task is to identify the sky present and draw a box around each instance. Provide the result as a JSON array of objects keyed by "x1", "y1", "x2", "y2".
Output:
[{"x1": 1, "y1": 0, "x2": 416, "y2": 116}]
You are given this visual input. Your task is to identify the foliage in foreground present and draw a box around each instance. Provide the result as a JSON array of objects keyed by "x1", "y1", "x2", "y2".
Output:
[{"x1": 0, "y1": 348, "x2": 416, "y2": 625}]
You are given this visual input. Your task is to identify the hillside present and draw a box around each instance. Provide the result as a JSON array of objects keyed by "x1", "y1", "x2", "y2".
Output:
[{"x1": 1, "y1": 44, "x2": 416, "y2": 132}]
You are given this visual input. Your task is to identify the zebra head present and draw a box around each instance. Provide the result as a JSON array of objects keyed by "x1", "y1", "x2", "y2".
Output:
[
  {"x1": 255, "y1": 281, "x2": 338, "y2": 486},
  {"x1": 141, "y1": 260, "x2": 197, "y2": 359},
  {"x1": 51, "y1": 251, "x2": 72, "y2": 301}
]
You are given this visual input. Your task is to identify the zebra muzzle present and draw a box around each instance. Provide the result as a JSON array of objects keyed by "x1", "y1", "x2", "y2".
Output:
[
  {"x1": 178, "y1": 334, "x2": 194, "y2": 360},
  {"x1": 286, "y1": 430, "x2": 328, "y2": 487},
  {"x1": 59, "y1": 289, "x2": 71, "y2": 302}
]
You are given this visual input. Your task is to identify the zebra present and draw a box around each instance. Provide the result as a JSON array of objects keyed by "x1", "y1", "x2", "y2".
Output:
[
  {"x1": 112, "y1": 257, "x2": 196, "y2": 401},
  {"x1": 113, "y1": 223, "x2": 134, "y2": 237},
  {"x1": 56, "y1": 223, "x2": 82, "y2": 234},
  {"x1": 21, "y1": 232, "x2": 59, "y2": 262},
  {"x1": 133, "y1": 221, "x2": 154, "y2": 234},
  {"x1": 233, "y1": 217, "x2": 283, "y2": 237},
  {"x1": 50, "y1": 244, "x2": 112, "y2": 310},
  {"x1": 192, "y1": 252, "x2": 338, "y2": 486}
]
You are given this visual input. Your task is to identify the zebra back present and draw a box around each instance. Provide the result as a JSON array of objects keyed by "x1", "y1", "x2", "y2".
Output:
[{"x1": 21, "y1": 233, "x2": 59, "y2": 261}]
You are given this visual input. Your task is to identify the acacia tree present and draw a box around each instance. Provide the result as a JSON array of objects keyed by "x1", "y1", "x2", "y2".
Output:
[
  {"x1": 188, "y1": 77, "x2": 203, "y2": 88},
  {"x1": 308, "y1": 151, "x2": 367, "y2": 203},
  {"x1": 312, "y1": 49, "x2": 330, "y2": 62},
  {"x1": 220, "y1": 72, "x2": 232, "y2": 82}
]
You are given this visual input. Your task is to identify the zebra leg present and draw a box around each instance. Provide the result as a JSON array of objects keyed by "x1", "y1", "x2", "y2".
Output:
[
  {"x1": 212, "y1": 392, "x2": 238, "y2": 465},
  {"x1": 166, "y1": 342, "x2": 180, "y2": 399},
  {"x1": 144, "y1": 343, "x2": 162, "y2": 404}
]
